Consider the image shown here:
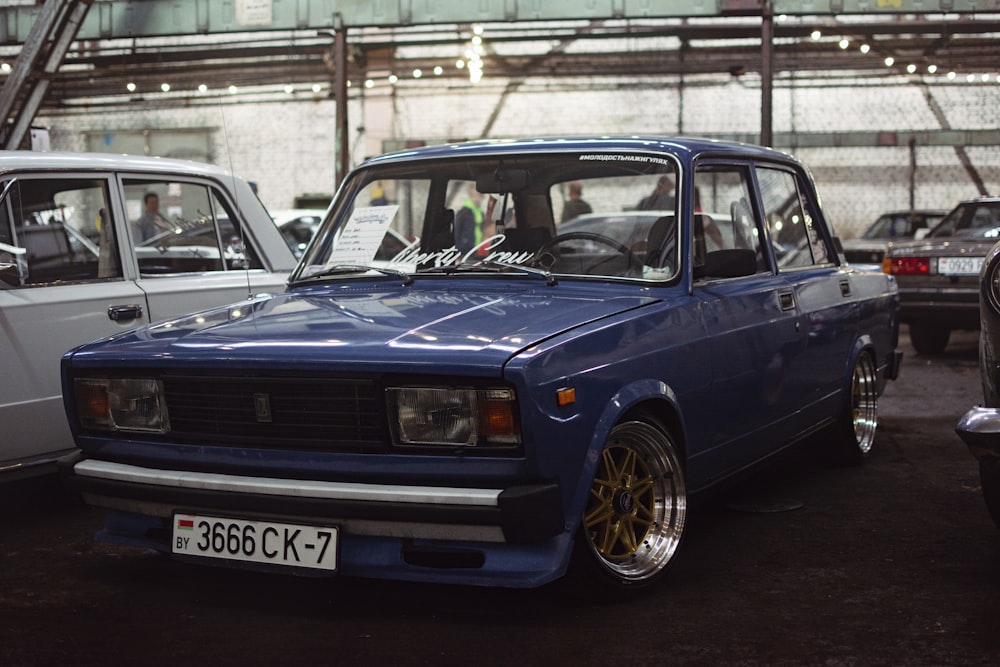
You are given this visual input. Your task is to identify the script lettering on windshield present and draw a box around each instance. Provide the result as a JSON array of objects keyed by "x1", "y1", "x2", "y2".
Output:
[{"x1": 389, "y1": 234, "x2": 536, "y2": 267}]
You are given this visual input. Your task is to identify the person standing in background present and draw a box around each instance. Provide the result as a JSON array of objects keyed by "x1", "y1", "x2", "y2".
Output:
[{"x1": 561, "y1": 181, "x2": 592, "y2": 222}]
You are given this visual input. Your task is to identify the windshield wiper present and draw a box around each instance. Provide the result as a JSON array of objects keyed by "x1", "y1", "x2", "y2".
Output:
[
  {"x1": 297, "y1": 264, "x2": 413, "y2": 285},
  {"x1": 420, "y1": 259, "x2": 557, "y2": 286}
]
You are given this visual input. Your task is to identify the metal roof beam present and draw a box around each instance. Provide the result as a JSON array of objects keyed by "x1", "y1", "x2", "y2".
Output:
[{"x1": 2, "y1": 0, "x2": 998, "y2": 44}]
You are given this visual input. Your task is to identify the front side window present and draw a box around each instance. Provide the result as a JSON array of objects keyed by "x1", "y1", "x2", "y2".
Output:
[
  {"x1": 294, "y1": 153, "x2": 681, "y2": 284},
  {"x1": 0, "y1": 178, "x2": 121, "y2": 287},
  {"x1": 124, "y1": 179, "x2": 263, "y2": 275},
  {"x1": 693, "y1": 165, "x2": 767, "y2": 276}
]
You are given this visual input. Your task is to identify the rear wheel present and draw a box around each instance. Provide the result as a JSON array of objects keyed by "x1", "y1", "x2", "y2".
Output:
[
  {"x1": 566, "y1": 418, "x2": 686, "y2": 599},
  {"x1": 980, "y1": 461, "x2": 1000, "y2": 528},
  {"x1": 828, "y1": 352, "x2": 879, "y2": 466},
  {"x1": 909, "y1": 322, "x2": 950, "y2": 355}
]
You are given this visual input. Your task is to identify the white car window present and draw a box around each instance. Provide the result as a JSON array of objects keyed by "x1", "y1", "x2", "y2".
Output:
[
  {"x1": 124, "y1": 179, "x2": 264, "y2": 275},
  {"x1": 0, "y1": 178, "x2": 122, "y2": 286}
]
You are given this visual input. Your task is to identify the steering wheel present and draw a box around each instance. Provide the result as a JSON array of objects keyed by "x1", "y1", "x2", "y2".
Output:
[{"x1": 534, "y1": 231, "x2": 643, "y2": 277}]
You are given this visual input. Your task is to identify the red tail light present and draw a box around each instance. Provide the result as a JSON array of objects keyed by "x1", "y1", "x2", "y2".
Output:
[{"x1": 883, "y1": 256, "x2": 931, "y2": 275}]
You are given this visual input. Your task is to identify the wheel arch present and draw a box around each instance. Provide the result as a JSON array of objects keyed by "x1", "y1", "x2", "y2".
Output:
[{"x1": 566, "y1": 379, "x2": 688, "y2": 526}]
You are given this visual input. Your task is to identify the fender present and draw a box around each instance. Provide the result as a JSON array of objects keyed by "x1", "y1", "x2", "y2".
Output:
[{"x1": 561, "y1": 377, "x2": 686, "y2": 532}]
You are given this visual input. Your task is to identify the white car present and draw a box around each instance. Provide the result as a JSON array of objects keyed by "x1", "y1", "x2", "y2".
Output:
[{"x1": 0, "y1": 151, "x2": 296, "y2": 478}]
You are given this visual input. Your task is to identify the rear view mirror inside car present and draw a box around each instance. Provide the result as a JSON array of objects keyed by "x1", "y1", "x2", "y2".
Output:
[{"x1": 476, "y1": 168, "x2": 529, "y2": 193}]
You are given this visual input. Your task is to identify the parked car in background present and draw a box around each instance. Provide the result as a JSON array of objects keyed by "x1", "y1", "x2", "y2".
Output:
[
  {"x1": 61, "y1": 137, "x2": 901, "y2": 598},
  {"x1": 955, "y1": 237, "x2": 1000, "y2": 527},
  {"x1": 271, "y1": 209, "x2": 326, "y2": 258},
  {"x1": 883, "y1": 197, "x2": 1000, "y2": 354},
  {"x1": 842, "y1": 209, "x2": 947, "y2": 270},
  {"x1": 0, "y1": 151, "x2": 296, "y2": 478}
]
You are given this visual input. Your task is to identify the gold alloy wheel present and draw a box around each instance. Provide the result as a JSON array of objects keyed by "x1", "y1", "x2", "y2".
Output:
[
  {"x1": 852, "y1": 353, "x2": 878, "y2": 455},
  {"x1": 582, "y1": 420, "x2": 686, "y2": 582}
]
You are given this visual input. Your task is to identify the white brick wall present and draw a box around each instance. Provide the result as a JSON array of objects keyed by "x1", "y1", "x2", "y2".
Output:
[{"x1": 40, "y1": 73, "x2": 1000, "y2": 238}]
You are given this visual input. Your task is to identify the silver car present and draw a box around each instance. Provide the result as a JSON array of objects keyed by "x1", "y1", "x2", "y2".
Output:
[
  {"x1": 842, "y1": 209, "x2": 946, "y2": 271},
  {"x1": 0, "y1": 151, "x2": 295, "y2": 478},
  {"x1": 883, "y1": 198, "x2": 1000, "y2": 354}
]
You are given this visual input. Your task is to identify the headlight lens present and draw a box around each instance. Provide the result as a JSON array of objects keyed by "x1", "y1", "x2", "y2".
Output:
[
  {"x1": 74, "y1": 378, "x2": 170, "y2": 433},
  {"x1": 388, "y1": 387, "x2": 520, "y2": 447}
]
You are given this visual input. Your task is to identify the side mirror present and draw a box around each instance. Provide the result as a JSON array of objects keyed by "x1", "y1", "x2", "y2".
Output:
[
  {"x1": 0, "y1": 261, "x2": 20, "y2": 287},
  {"x1": 694, "y1": 248, "x2": 757, "y2": 279},
  {"x1": 0, "y1": 240, "x2": 26, "y2": 287}
]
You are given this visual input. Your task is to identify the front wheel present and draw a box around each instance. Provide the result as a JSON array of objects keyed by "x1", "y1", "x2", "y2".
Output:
[
  {"x1": 980, "y1": 461, "x2": 1000, "y2": 528},
  {"x1": 565, "y1": 418, "x2": 686, "y2": 600}
]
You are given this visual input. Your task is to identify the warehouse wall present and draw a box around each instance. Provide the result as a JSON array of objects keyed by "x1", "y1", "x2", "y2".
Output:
[{"x1": 43, "y1": 73, "x2": 1000, "y2": 238}]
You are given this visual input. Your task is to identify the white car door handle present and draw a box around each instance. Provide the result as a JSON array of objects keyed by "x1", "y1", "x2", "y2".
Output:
[{"x1": 107, "y1": 304, "x2": 144, "y2": 322}]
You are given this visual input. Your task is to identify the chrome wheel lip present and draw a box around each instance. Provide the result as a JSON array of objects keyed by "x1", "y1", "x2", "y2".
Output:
[
  {"x1": 852, "y1": 354, "x2": 878, "y2": 455},
  {"x1": 583, "y1": 420, "x2": 686, "y2": 583}
]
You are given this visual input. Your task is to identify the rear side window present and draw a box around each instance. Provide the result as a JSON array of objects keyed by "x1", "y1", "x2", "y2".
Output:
[
  {"x1": 123, "y1": 179, "x2": 263, "y2": 275},
  {"x1": 0, "y1": 178, "x2": 122, "y2": 287},
  {"x1": 756, "y1": 166, "x2": 830, "y2": 269}
]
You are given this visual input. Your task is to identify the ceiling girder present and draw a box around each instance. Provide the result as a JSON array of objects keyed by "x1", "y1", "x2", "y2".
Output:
[{"x1": 2, "y1": 0, "x2": 999, "y2": 44}]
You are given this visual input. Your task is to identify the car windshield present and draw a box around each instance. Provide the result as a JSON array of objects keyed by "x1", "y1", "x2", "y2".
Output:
[
  {"x1": 862, "y1": 212, "x2": 939, "y2": 239},
  {"x1": 292, "y1": 153, "x2": 680, "y2": 284},
  {"x1": 929, "y1": 201, "x2": 1000, "y2": 238}
]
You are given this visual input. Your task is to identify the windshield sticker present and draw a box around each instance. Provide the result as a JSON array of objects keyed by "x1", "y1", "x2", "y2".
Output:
[
  {"x1": 578, "y1": 154, "x2": 673, "y2": 166},
  {"x1": 390, "y1": 234, "x2": 535, "y2": 268},
  {"x1": 326, "y1": 205, "x2": 400, "y2": 266}
]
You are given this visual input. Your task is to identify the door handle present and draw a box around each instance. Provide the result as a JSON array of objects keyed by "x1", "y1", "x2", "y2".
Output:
[
  {"x1": 778, "y1": 291, "x2": 795, "y2": 311},
  {"x1": 108, "y1": 304, "x2": 143, "y2": 322},
  {"x1": 840, "y1": 280, "x2": 852, "y2": 297}
]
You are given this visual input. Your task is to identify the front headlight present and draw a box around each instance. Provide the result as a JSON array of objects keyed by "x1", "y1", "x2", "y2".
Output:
[
  {"x1": 74, "y1": 377, "x2": 170, "y2": 433},
  {"x1": 387, "y1": 386, "x2": 520, "y2": 448}
]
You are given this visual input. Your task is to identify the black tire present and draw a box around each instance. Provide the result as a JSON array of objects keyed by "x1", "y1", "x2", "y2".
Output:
[
  {"x1": 564, "y1": 418, "x2": 686, "y2": 601},
  {"x1": 909, "y1": 323, "x2": 950, "y2": 355},
  {"x1": 828, "y1": 351, "x2": 879, "y2": 466},
  {"x1": 979, "y1": 460, "x2": 1000, "y2": 528}
]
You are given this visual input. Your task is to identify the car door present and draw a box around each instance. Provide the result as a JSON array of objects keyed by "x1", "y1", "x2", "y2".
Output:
[
  {"x1": 687, "y1": 162, "x2": 806, "y2": 484},
  {"x1": 0, "y1": 174, "x2": 149, "y2": 470},
  {"x1": 118, "y1": 175, "x2": 289, "y2": 321},
  {"x1": 756, "y1": 163, "x2": 856, "y2": 431}
]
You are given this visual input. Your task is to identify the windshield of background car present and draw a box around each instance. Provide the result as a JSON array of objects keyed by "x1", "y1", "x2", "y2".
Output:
[
  {"x1": 863, "y1": 213, "x2": 938, "y2": 239},
  {"x1": 929, "y1": 201, "x2": 1000, "y2": 238},
  {"x1": 293, "y1": 153, "x2": 681, "y2": 283}
]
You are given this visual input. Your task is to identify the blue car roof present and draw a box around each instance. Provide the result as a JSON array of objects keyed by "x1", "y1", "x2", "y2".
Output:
[{"x1": 361, "y1": 136, "x2": 796, "y2": 168}]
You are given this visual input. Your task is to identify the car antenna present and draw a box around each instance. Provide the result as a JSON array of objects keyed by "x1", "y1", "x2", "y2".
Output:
[{"x1": 217, "y1": 101, "x2": 254, "y2": 301}]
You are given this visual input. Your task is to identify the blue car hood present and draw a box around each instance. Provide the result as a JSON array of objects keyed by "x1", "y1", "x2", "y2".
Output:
[{"x1": 70, "y1": 282, "x2": 659, "y2": 374}]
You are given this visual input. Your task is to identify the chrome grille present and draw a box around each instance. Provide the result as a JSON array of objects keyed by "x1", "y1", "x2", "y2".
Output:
[{"x1": 162, "y1": 374, "x2": 385, "y2": 451}]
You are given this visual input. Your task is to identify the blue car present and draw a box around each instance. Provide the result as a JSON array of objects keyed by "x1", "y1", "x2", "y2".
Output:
[{"x1": 61, "y1": 137, "x2": 901, "y2": 597}]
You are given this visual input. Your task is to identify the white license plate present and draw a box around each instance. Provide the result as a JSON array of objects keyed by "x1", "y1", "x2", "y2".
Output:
[
  {"x1": 172, "y1": 513, "x2": 338, "y2": 571},
  {"x1": 937, "y1": 256, "x2": 983, "y2": 276}
]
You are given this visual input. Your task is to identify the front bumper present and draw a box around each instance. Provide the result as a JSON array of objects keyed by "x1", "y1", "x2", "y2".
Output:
[
  {"x1": 65, "y1": 455, "x2": 571, "y2": 587},
  {"x1": 69, "y1": 457, "x2": 565, "y2": 544},
  {"x1": 955, "y1": 407, "x2": 1000, "y2": 463}
]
